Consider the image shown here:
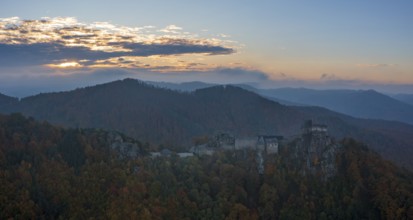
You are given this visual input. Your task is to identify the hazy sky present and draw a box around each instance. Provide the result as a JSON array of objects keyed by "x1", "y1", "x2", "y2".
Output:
[{"x1": 1, "y1": 0, "x2": 412, "y2": 96}]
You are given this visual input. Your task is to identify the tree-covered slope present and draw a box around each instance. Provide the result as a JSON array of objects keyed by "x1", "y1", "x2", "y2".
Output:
[
  {"x1": 1, "y1": 78, "x2": 413, "y2": 170},
  {"x1": 2, "y1": 79, "x2": 304, "y2": 145},
  {"x1": 0, "y1": 92, "x2": 18, "y2": 108},
  {"x1": 0, "y1": 114, "x2": 412, "y2": 219}
]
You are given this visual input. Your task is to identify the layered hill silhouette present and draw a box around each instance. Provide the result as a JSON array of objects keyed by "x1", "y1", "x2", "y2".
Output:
[
  {"x1": 253, "y1": 88, "x2": 413, "y2": 125},
  {"x1": 1, "y1": 78, "x2": 413, "y2": 169},
  {"x1": 392, "y1": 93, "x2": 413, "y2": 106},
  {"x1": 146, "y1": 80, "x2": 216, "y2": 92},
  {"x1": 144, "y1": 81, "x2": 413, "y2": 125}
]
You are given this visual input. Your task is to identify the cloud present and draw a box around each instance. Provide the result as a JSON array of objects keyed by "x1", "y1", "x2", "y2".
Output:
[
  {"x1": 0, "y1": 41, "x2": 233, "y2": 67},
  {"x1": 3, "y1": 67, "x2": 152, "y2": 96},
  {"x1": 0, "y1": 17, "x2": 235, "y2": 69},
  {"x1": 160, "y1": 25, "x2": 183, "y2": 33},
  {"x1": 213, "y1": 67, "x2": 269, "y2": 81},
  {"x1": 356, "y1": 63, "x2": 398, "y2": 68},
  {"x1": 320, "y1": 73, "x2": 339, "y2": 80},
  {"x1": 0, "y1": 43, "x2": 122, "y2": 66}
]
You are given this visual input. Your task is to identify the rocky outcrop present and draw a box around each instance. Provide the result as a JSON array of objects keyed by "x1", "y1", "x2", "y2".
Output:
[{"x1": 107, "y1": 132, "x2": 143, "y2": 159}]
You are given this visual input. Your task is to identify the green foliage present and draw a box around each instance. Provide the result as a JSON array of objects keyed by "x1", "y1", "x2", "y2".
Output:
[{"x1": 0, "y1": 114, "x2": 412, "y2": 219}]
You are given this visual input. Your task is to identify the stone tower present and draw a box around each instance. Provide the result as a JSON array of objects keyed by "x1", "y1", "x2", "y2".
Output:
[{"x1": 302, "y1": 120, "x2": 330, "y2": 167}]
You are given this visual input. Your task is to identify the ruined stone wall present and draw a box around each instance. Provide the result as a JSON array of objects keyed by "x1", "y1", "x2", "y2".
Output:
[
  {"x1": 235, "y1": 138, "x2": 257, "y2": 150},
  {"x1": 266, "y1": 142, "x2": 279, "y2": 154}
]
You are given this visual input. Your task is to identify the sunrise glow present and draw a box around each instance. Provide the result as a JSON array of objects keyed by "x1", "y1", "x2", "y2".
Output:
[{"x1": 47, "y1": 62, "x2": 82, "y2": 68}]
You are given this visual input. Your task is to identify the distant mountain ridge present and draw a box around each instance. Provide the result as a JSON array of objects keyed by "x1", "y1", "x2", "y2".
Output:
[
  {"x1": 146, "y1": 81, "x2": 301, "y2": 106},
  {"x1": 146, "y1": 80, "x2": 216, "y2": 92},
  {"x1": 392, "y1": 93, "x2": 413, "y2": 106},
  {"x1": 250, "y1": 88, "x2": 413, "y2": 125},
  {"x1": 1, "y1": 78, "x2": 413, "y2": 169},
  {"x1": 143, "y1": 81, "x2": 413, "y2": 125}
]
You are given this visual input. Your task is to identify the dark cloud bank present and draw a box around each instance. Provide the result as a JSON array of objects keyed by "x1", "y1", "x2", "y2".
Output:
[{"x1": 0, "y1": 42, "x2": 234, "y2": 67}]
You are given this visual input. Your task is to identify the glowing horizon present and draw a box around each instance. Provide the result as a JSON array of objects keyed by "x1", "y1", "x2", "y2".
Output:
[{"x1": 0, "y1": 0, "x2": 412, "y2": 95}]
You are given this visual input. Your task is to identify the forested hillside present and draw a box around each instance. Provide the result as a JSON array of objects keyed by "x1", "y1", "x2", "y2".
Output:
[
  {"x1": 1, "y1": 79, "x2": 413, "y2": 170},
  {"x1": 0, "y1": 93, "x2": 17, "y2": 107},
  {"x1": 1, "y1": 79, "x2": 305, "y2": 145},
  {"x1": 1, "y1": 114, "x2": 412, "y2": 219}
]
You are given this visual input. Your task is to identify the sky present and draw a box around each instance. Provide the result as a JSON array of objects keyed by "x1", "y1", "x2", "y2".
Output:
[{"x1": 0, "y1": 0, "x2": 412, "y2": 97}]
